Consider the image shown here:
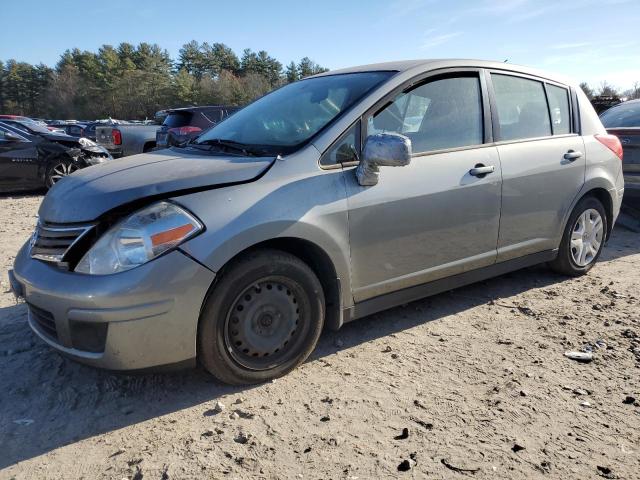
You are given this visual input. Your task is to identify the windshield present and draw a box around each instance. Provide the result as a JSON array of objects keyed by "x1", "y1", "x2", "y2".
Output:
[
  {"x1": 600, "y1": 102, "x2": 640, "y2": 128},
  {"x1": 21, "y1": 120, "x2": 51, "y2": 134},
  {"x1": 194, "y1": 71, "x2": 394, "y2": 155}
]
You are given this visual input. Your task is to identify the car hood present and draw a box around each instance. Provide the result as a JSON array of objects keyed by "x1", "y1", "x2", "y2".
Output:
[{"x1": 39, "y1": 148, "x2": 276, "y2": 223}]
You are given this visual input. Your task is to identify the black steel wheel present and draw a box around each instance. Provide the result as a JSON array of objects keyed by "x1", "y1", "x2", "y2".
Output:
[{"x1": 198, "y1": 249, "x2": 325, "y2": 385}]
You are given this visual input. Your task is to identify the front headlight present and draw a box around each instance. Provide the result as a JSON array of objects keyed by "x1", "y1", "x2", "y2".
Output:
[{"x1": 75, "y1": 201, "x2": 203, "y2": 275}]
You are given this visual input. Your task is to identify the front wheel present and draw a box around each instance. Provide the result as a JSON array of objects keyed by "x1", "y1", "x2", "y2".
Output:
[
  {"x1": 198, "y1": 249, "x2": 325, "y2": 385},
  {"x1": 45, "y1": 159, "x2": 79, "y2": 188},
  {"x1": 549, "y1": 196, "x2": 607, "y2": 276}
]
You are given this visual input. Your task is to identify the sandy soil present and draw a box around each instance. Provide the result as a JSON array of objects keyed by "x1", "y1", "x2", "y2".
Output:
[{"x1": 0, "y1": 194, "x2": 639, "y2": 480}]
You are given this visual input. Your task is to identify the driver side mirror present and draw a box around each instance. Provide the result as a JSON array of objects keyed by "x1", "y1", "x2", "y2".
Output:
[{"x1": 355, "y1": 133, "x2": 412, "y2": 186}]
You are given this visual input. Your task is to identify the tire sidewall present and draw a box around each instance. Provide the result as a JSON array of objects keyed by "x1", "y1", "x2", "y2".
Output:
[
  {"x1": 198, "y1": 250, "x2": 324, "y2": 385},
  {"x1": 563, "y1": 197, "x2": 607, "y2": 274}
]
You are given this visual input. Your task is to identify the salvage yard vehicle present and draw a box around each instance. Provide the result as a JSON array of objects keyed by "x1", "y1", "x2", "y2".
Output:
[
  {"x1": 96, "y1": 122, "x2": 159, "y2": 158},
  {"x1": 0, "y1": 121, "x2": 112, "y2": 191},
  {"x1": 10, "y1": 59, "x2": 624, "y2": 385},
  {"x1": 601, "y1": 99, "x2": 639, "y2": 199},
  {"x1": 155, "y1": 105, "x2": 240, "y2": 149}
]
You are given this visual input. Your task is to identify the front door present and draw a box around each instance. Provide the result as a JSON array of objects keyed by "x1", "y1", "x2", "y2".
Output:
[
  {"x1": 0, "y1": 126, "x2": 39, "y2": 189},
  {"x1": 344, "y1": 72, "x2": 502, "y2": 303}
]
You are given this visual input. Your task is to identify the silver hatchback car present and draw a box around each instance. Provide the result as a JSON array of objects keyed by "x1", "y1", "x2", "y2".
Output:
[{"x1": 10, "y1": 60, "x2": 625, "y2": 384}]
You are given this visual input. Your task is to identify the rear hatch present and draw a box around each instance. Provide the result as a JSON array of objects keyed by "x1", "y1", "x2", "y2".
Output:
[
  {"x1": 156, "y1": 110, "x2": 219, "y2": 148},
  {"x1": 607, "y1": 128, "x2": 640, "y2": 190}
]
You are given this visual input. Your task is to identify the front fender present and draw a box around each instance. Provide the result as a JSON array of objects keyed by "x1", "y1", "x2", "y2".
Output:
[{"x1": 175, "y1": 165, "x2": 353, "y2": 308}]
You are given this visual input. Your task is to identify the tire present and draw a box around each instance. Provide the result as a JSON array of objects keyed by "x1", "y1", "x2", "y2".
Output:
[
  {"x1": 45, "y1": 159, "x2": 79, "y2": 188},
  {"x1": 198, "y1": 249, "x2": 325, "y2": 385},
  {"x1": 549, "y1": 196, "x2": 607, "y2": 276}
]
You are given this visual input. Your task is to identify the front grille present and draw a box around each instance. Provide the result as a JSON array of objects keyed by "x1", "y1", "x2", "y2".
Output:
[
  {"x1": 30, "y1": 223, "x2": 93, "y2": 263},
  {"x1": 28, "y1": 303, "x2": 58, "y2": 340}
]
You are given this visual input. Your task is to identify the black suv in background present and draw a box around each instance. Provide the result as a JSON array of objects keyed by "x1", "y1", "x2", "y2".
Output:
[{"x1": 155, "y1": 106, "x2": 239, "y2": 148}]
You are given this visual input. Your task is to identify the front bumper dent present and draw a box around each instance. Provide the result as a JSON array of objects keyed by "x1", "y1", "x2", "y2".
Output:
[{"x1": 12, "y1": 244, "x2": 216, "y2": 370}]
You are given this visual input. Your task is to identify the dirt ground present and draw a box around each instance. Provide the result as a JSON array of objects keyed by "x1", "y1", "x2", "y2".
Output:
[{"x1": 0, "y1": 194, "x2": 639, "y2": 480}]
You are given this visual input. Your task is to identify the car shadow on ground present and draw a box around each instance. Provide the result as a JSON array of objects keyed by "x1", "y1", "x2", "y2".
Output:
[{"x1": 0, "y1": 227, "x2": 638, "y2": 469}]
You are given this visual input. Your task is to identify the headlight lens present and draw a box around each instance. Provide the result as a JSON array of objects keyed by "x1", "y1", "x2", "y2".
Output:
[{"x1": 75, "y1": 201, "x2": 203, "y2": 275}]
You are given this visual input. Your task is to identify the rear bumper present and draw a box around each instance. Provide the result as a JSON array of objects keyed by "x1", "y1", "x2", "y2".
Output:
[{"x1": 11, "y1": 243, "x2": 215, "y2": 370}]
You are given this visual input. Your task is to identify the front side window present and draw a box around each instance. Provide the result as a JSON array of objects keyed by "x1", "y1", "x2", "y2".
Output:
[
  {"x1": 367, "y1": 75, "x2": 484, "y2": 154},
  {"x1": 492, "y1": 74, "x2": 551, "y2": 141},
  {"x1": 195, "y1": 71, "x2": 393, "y2": 155},
  {"x1": 546, "y1": 84, "x2": 571, "y2": 135}
]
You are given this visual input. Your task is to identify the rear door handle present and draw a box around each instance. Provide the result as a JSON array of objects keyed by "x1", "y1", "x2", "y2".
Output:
[
  {"x1": 564, "y1": 150, "x2": 583, "y2": 161},
  {"x1": 469, "y1": 164, "x2": 495, "y2": 177}
]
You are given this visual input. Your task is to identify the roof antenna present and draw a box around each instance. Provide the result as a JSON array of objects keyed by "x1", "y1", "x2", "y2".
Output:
[{"x1": 504, "y1": 59, "x2": 509, "y2": 63}]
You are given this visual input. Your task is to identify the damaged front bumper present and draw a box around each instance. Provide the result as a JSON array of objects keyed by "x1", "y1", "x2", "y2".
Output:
[{"x1": 11, "y1": 242, "x2": 215, "y2": 370}]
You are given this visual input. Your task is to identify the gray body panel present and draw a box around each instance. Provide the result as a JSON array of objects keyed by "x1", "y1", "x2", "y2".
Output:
[
  {"x1": 96, "y1": 124, "x2": 159, "y2": 158},
  {"x1": 11, "y1": 58, "x2": 624, "y2": 371},
  {"x1": 344, "y1": 146, "x2": 502, "y2": 302},
  {"x1": 39, "y1": 149, "x2": 274, "y2": 223},
  {"x1": 496, "y1": 135, "x2": 586, "y2": 261}
]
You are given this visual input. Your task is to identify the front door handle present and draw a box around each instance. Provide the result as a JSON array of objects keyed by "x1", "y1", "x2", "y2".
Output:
[
  {"x1": 564, "y1": 150, "x2": 583, "y2": 161},
  {"x1": 469, "y1": 164, "x2": 495, "y2": 177}
]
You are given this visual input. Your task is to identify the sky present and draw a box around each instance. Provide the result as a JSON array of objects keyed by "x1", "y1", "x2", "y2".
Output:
[{"x1": 1, "y1": 0, "x2": 639, "y2": 90}]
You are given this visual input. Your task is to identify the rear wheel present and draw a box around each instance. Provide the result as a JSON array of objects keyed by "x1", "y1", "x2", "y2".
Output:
[
  {"x1": 45, "y1": 160, "x2": 79, "y2": 188},
  {"x1": 198, "y1": 249, "x2": 325, "y2": 385},
  {"x1": 549, "y1": 196, "x2": 607, "y2": 276}
]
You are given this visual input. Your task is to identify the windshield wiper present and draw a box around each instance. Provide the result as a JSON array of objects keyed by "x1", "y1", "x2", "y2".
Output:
[{"x1": 194, "y1": 138, "x2": 259, "y2": 156}]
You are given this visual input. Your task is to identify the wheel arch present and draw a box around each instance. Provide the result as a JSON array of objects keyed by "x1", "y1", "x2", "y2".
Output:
[
  {"x1": 200, "y1": 236, "x2": 345, "y2": 331},
  {"x1": 143, "y1": 141, "x2": 156, "y2": 153},
  {"x1": 585, "y1": 188, "x2": 614, "y2": 240}
]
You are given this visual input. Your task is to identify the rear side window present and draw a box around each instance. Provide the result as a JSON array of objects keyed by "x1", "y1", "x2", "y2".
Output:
[
  {"x1": 492, "y1": 74, "x2": 551, "y2": 141},
  {"x1": 163, "y1": 112, "x2": 195, "y2": 128},
  {"x1": 546, "y1": 84, "x2": 571, "y2": 135},
  {"x1": 367, "y1": 75, "x2": 484, "y2": 154}
]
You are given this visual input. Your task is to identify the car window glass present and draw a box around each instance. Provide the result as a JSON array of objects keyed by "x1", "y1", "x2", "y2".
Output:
[
  {"x1": 11, "y1": 122, "x2": 30, "y2": 134},
  {"x1": 545, "y1": 84, "x2": 571, "y2": 135},
  {"x1": 600, "y1": 102, "x2": 640, "y2": 128},
  {"x1": 164, "y1": 112, "x2": 195, "y2": 128},
  {"x1": 321, "y1": 121, "x2": 361, "y2": 166},
  {"x1": 367, "y1": 76, "x2": 483, "y2": 154},
  {"x1": 492, "y1": 74, "x2": 551, "y2": 141}
]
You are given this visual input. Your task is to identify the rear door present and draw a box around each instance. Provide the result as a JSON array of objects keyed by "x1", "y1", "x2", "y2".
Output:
[
  {"x1": 488, "y1": 72, "x2": 585, "y2": 261},
  {"x1": 344, "y1": 70, "x2": 502, "y2": 302}
]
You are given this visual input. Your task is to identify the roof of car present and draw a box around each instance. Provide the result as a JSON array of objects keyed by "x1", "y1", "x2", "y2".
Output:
[{"x1": 313, "y1": 59, "x2": 573, "y2": 85}]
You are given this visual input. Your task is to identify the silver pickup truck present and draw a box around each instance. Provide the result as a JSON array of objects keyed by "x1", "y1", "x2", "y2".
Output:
[{"x1": 96, "y1": 123, "x2": 159, "y2": 158}]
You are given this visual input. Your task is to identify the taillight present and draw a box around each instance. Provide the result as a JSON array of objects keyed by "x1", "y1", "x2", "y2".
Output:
[
  {"x1": 595, "y1": 134, "x2": 623, "y2": 160},
  {"x1": 112, "y1": 129, "x2": 122, "y2": 145},
  {"x1": 169, "y1": 126, "x2": 202, "y2": 136}
]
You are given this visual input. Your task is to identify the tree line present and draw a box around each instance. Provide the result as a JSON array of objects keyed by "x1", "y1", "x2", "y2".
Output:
[
  {"x1": 0, "y1": 41, "x2": 328, "y2": 120},
  {"x1": 579, "y1": 80, "x2": 640, "y2": 101}
]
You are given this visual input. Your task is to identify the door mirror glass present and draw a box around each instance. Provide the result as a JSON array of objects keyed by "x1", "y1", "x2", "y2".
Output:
[{"x1": 356, "y1": 133, "x2": 411, "y2": 186}]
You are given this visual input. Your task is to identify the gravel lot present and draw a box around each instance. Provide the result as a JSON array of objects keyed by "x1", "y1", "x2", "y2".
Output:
[{"x1": 0, "y1": 193, "x2": 639, "y2": 479}]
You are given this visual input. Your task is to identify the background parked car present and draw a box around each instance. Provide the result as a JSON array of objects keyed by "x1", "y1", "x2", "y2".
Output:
[
  {"x1": 601, "y1": 99, "x2": 640, "y2": 200},
  {"x1": 155, "y1": 106, "x2": 239, "y2": 148},
  {"x1": 0, "y1": 121, "x2": 112, "y2": 192},
  {"x1": 95, "y1": 122, "x2": 160, "y2": 158}
]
